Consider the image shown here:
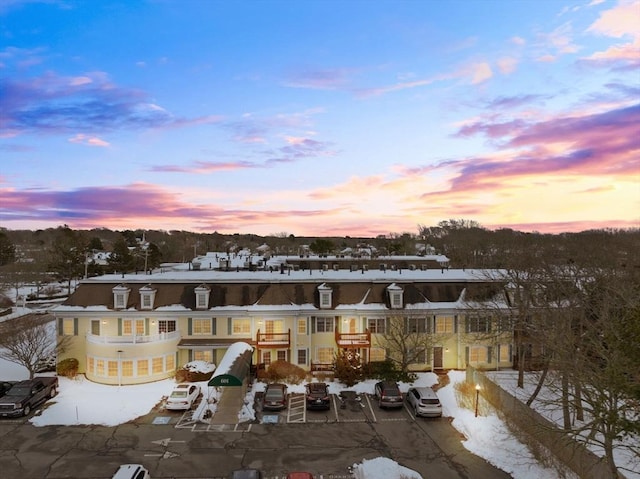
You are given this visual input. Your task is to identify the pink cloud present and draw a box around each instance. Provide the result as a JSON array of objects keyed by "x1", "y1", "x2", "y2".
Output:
[
  {"x1": 150, "y1": 160, "x2": 257, "y2": 173},
  {"x1": 587, "y1": 0, "x2": 640, "y2": 38},
  {"x1": 424, "y1": 102, "x2": 640, "y2": 195},
  {"x1": 68, "y1": 134, "x2": 110, "y2": 147}
]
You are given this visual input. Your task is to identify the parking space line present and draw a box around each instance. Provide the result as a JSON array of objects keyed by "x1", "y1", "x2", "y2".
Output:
[
  {"x1": 364, "y1": 394, "x2": 377, "y2": 423},
  {"x1": 287, "y1": 393, "x2": 306, "y2": 423}
]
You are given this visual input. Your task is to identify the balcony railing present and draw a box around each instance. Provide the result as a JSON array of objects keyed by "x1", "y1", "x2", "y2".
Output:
[
  {"x1": 86, "y1": 330, "x2": 181, "y2": 345},
  {"x1": 256, "y1": 328, "x2": 291, "y2": 348},
  {"x1": 335, "y1": 329, "x2": 371, "y2": 347},
  {"x1": 311, "y1": 361, "x2": 334, "y2": 372}
]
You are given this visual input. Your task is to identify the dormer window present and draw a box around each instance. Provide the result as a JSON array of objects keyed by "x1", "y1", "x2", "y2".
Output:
[
  {"x1": 318, "y1": 283, "x2": 333, "y2": 309},
  {"x1": 195, "y1": 284, "x2": 211, "y2": 310},
  {"x1": 387, "y1": 283, "x2": 404, "y2": 309},
  {"x1": 112, "y1": 284, "x2": 131, "y2": 310},
  {"x1": 139, "y1": 284, "x2": 157, "y2": 310}
]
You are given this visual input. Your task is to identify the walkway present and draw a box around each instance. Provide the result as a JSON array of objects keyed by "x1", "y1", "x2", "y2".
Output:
[{"x1": 210, "y1": 386, "x2": 244, "y2": 425}]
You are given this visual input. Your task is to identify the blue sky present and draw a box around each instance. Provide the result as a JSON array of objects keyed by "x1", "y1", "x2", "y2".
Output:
[{"x1": 1, "y1": 0, "x2": 638, "y2": 236}]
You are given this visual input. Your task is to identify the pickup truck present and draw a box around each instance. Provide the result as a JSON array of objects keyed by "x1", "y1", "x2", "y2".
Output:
[
  {"x1": 0, "y1": 381, "x2": 15, "y2": 398},
  {"x1": 0, "y1": 377, "x2": 58, "y2": 417}
]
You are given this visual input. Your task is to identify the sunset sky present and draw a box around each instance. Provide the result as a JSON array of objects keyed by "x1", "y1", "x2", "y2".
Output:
[{"x1": 1, "y1": 0, "x2": 638, "y2": 237}]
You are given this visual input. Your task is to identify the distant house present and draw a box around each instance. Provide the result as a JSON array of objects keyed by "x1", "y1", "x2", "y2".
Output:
[{"x1": 53, "y1": 253, "x2": 514, "y2": 385}]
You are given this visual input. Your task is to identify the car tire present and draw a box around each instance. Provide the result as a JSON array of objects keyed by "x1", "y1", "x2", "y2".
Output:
[
  {"x1": 50, "y1": 387, "x2": 57, "y2": 398},
  {"x1": 23, "y1": 405, "x2": 31, "y2": 416}
]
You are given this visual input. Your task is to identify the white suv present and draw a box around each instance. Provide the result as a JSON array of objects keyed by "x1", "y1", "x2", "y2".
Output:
[{"x1": 406, "y1": 387, "x2": 442, "y2": 417}]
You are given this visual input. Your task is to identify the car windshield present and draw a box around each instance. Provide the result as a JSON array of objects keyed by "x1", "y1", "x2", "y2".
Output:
[
  {"x1": 265, "y1": 389, "x2": 283, "y2": 400},
  {"x1": 170, "y1": 391, "x2": 187, "y2": 398},
  {"x1": 7, "y1": 386, "x2": 30, "y2": 396},
  {"x1": 308, "y1": 385, "x2": 327, "y2": 395}
]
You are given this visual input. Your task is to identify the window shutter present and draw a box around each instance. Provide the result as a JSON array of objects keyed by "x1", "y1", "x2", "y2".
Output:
[
  {"x1": 118, "y1": 318, "x2": 122, "y2": 336},
  {"x1": 145, "y1": 317, "x2": 150, "y2": 335},
  {"x1": 454, "y1": 315, "x2": 458, "y2": 334},
  {"x1": 465, "y1": 346, "x2": 469, "y2": 365},
  {"x1": 227, "y1": 317, "x2": 232, "y2": 334},
  {"x1": 487, "y1": 346, "x2": 493, "y2": 363},
  {"x1": 58, "y1": 317, "x2": 63, "y2": 335},
  {"x1": 187, "y1": 318, "x2": 192, "y2": 335},
  {"x1": 188, "y1": 350, "x2": 193, "y2": 362},
  {"x1": 211, "y1": 318, "x2": 216, "y2": 335},
  {"x1": 311, "y1": 316, "x2": 316, "y2": 334},
  {"x1": 73, "y1": 318, "x2": 78, "y2": 335}
]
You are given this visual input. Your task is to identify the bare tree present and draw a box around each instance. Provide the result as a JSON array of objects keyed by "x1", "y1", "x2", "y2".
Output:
[
  {"x1": 535, "y1": 268, "x2": 640, "y2": 477},
  {"x1": 0, "y1": 315, "x2": 69, "y2": 379},
  {"x1": 376, "y1": 314, "x2": 435, "y2": 378}
]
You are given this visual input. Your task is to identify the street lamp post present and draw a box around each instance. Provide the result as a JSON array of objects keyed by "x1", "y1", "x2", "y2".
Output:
[
  {"x1": 117, "y1": 350, "x2": 123, "y2": 387},
  {"x1": 475, "y1": 384, "x2": 481, "y2": 417}
]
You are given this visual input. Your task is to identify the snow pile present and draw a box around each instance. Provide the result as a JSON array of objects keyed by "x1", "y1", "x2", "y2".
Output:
[
  {"x1": 182, "y1": 360, "x2": 216, "y2": 373},
  {"x1": 352, "y1": 457, "x2": 421, "y2": 479}
]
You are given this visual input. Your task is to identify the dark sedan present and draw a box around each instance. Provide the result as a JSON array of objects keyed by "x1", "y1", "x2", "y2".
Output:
[
  {"x1": 305, "y1": 382, "x2": 330, "y2": 410},
  {"x1": 263, "y1": 383, "x2": 288, "y2": 411}
]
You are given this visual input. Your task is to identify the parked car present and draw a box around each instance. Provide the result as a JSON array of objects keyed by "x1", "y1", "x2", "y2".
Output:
[
  {"x1": 0, "y1": 377, "x2": 58, "y2": 417},
  {"x1": 165, "y1": 383, "x2": 201, "y2": 410},
  {"x1": 263, "y1": 383, "x2": 288, "y2": 410},
  {"x1": 111, "y1": 463, "x2": 151, "y2": 479},
  {"x1": 406, "y1": 386, "x2": 443, "y2": 417},
  {"x1": 230, "y1": 469, "x2": 262, "y2": 479},
  {"x1": 305, "y1": 382, "x2": 330, "y2": 410},
  {"x1": 374, "y1": 381, "x2": 403, "y2": 408},
  {"x1": 35, "y1": 355, "x2": 57, "y2": 373}
]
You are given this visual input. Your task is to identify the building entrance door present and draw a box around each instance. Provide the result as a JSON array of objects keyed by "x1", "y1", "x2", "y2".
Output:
[{"x1": 433, "y1": 347, "x2": 443, "y2": 369}]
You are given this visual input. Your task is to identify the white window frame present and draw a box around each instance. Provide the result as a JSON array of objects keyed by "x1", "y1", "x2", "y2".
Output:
[
  {"x1": 112, "y1": 284, "x2": 130, "y2": 310},
  {"x1": 318, "y1": 283, "x2": 332, "y2": 309},
  {"x1": 139, "y1": 285, "x2": 156, "y2": 310},
  {"x1": 195, "y1": 284, "x2": 211, "y2": 310}
]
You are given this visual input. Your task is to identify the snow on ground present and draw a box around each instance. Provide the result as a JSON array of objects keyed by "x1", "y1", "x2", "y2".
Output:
[
  {"x1": 487, "y1": 370, "x2": 640, "y2": 479},
  {"x1": 0, "y1": 354, "x2": 570, "y2": 479}
]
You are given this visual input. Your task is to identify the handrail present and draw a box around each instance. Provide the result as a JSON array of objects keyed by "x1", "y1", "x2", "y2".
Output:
[
  {"x1": 335, "y1": 328, "x2": 371, "y2": 346},
  {"x1": 256, "y1": 328, "x2": 291, "y2": 346},
  {"x1": 86, "y1": 330, "x2": 181, "y2": 344}
]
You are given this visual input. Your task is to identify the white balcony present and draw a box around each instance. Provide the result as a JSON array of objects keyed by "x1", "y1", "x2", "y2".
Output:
[{"x1": 86, "y1": 330, "x2": 181, "y2": 345}]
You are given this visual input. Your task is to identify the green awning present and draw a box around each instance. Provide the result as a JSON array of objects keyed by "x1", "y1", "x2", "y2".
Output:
[
  {"x1": 208, "y1": 373, "x2": 244, "y2": 387},
  {"x1": 208, "y1": 342, "x2": 253, "y2": 387}
]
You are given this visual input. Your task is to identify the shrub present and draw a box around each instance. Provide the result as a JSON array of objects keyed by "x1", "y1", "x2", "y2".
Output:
[
  {"x1": 265, "y1": 360, "x2": 306, "y2": 384},
  {"x1": 56, "y1": 357, "x2": 79, "y2": 377},
  {"x1": 174, "y1": 360, "x2": 216, "y2": 382},
  {"x1": 333, "y1": 349, "x2": 363, "y2": 387},
  {"x1": 363, "y1": 359, "x2": 416, "y2": 383}
]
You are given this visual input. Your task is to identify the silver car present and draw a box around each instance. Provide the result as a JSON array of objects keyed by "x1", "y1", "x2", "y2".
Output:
[{"x1": 406, "y1": 387, "x2": 442, "y2": 417}]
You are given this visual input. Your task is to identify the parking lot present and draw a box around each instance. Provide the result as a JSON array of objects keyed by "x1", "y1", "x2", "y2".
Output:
[
  {"x1": 254, "y1": 391, "x2": 420, "y2": 426},
  {"x1": 0, "y1": 388, "x2": 513, "y2": 479}
]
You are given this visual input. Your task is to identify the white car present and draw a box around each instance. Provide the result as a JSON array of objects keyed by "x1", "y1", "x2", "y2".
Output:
[
  {"x1": 406, "y1": 386, "x2": 442, "y2": 417},
  {"x1": 165, "y1": 383, "x2": 201, "y2": 410}
]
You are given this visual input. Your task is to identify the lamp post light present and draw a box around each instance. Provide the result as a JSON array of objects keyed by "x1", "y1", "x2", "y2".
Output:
[
  {"x1": 475, "y1": 384, "x2": 481, "y2": 417},
  {"x1": 117, "y1": 350, "x2": 124, "y2": 387}
]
